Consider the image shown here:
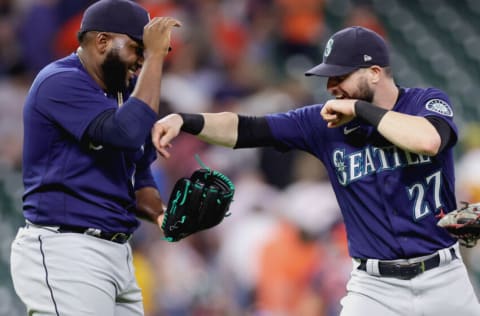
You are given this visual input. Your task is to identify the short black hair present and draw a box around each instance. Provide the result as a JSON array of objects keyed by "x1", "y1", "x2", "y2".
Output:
[{"x1": 77, "y1": 30, "x2": 87, "y2": 44}]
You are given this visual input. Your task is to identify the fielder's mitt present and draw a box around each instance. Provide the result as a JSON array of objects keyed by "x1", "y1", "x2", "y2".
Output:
[
  {"x1": 162, "y1": 161, "x2": 235, "y2": 242},
  {"x1": 437, "y1": 202, "x2": 480, "y2": 248}
]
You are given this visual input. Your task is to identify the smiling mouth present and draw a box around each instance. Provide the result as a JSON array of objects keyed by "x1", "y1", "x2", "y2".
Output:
[
  {"x1": 128, "y1": 63, "x2": 141, "y2": 76},
  {"x1": 334, "y1": 90, "x2": 351, "y2": 99}
]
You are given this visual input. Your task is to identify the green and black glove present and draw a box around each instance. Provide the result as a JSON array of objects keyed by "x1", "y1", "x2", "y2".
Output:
[{"x1": 162, "y1": 159, "x2": 235, "y2": 242}]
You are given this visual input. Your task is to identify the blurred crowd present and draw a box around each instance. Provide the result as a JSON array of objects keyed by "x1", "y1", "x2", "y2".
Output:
[{"x1": 1, "y1": 0, "x2": 480, "y2": 315}]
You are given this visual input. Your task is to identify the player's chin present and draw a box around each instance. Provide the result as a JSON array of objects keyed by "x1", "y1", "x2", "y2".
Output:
[{"x1": 127, "y1": 69, "x2": 136, "y2": 82}]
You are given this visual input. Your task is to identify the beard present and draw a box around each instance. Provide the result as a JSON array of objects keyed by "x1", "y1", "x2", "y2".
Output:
[
  {"x1": 101, "y1": 49, "x2": 128, "y2": 95},
  {"x1": 352, "y1": 77, "x2": 374, "y2": 103}
]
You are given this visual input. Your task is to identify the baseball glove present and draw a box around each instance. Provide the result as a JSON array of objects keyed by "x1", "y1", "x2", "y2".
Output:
[
  {"x1": 162, "y1": 164, "x2": 235, "y2": 242},
  {"x1": 437, "y1": 202, "x2": 480, "y2": 248}
]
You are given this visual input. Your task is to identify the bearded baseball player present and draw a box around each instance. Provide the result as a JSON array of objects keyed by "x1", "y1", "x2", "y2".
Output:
[
  {"x1": 153, "y1": 26, "x2": 480, "y2": 315},
  {"x1": 10, "y1": 1, "x2": 181, "y2": 315}
]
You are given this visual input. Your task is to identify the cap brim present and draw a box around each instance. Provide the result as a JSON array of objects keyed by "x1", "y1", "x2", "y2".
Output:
[
  {"x1": 305, "y1": 63, "x2": 358, "y2": 77},
  {"x1": 127, "y1": 34, "x2": 144, "y2": 44}
]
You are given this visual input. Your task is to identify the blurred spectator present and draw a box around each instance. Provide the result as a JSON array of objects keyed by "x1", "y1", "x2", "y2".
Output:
[
  {"x1": 273, "y1": 0, "x2": 325, "y2": 76},
  {"x1": 53, "y1": 1, "x2": 94, "y2": 57},
  {"x1": 151, "y1": 133, "x2": 210, "y2": 196},
  {"x1": 256, "y1": 220, "x2": 327, "y2": 315},
  {"x1": 217, "y1": 172, "x2": 279, "y2": 309},
  {"x1": 18, "y1": 0, "x2": 60, "y2": 75},
  {"x1": 132, "y1": 249, "x2": 156, "y2": 316},
  {"x1": 149, "y1": 238, "x2": 210, "y2": 315},
  {"x1": 456, "y1": 124, "x2": 480, "y2": 203},
  {"x1": 344, "y1": 4, "x2": 387, "y2": 39},
  {"x1": 0, "y1": 0, "x2": 22, "y2": 77},
  {"x1": 244, "y1": 0, "x2": 277, "y2": 68},
  {"x1": 456, "y1": 147, "x2": 480, "y2": 203},
  {"x1": 275, "y1": 0, "x2": 325, "y2": 45},
  {"x1": 195, "y1": 0, "x2": 249, "y2": 68},
  {"x1": 0, "y1": 62, "x2": 31, "y2": 170},
  {"x1": 455, "y1": 123, "x2": 480, "y2": 302},
  {"x1": 254, "y1": 180, "x2": 346, "y2": 315}
]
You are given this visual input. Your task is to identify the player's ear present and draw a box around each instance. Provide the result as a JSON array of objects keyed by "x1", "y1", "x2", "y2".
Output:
[
  {"x1": 369, "y1": 65, "x2": 382, "y2": 84},
  {"x1": 95, "y1": 32, "x2": 111, "y2": 54}
]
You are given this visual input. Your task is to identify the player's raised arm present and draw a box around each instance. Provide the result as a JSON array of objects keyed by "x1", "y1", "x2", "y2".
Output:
[
  {"x1": 131, "y1": 17, "x2": 181, "y2": 112},
  {"x1": 320, "y1": 97, "x2": 446, "y2": 156},
  {"x1": 374, "y1": 109, "x2": 443, "y2": 156}
]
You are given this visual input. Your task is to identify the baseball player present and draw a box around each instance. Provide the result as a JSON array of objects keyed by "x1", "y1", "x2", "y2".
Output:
[
  {"x1": 153, "y1": 26, "x2": 480, "y2": 315},
  {"x1": 10, "y1": 1, "x2": 180, "y2": 315}
]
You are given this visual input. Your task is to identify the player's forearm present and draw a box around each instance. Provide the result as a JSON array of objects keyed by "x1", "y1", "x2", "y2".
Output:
[
  {"x1": 134, "y1": 186, "x2": 166, "y2": 224},
  {"x1": 355, "y1": 100, "x2": 441, "y2": 156},
  {"x1": 179, "y1": 113, "x2": 277, "y2": 148},
  {"x1": 153, "y1": 113, "x2": 275, "y2": 157},
  {"x1": 197, "y1": 112, "x2": 239, "y2": 148},
  {"x1": 377, "y1": 111, "x2": 441, "y2": 156},
  {"x1": 178, "y1": 112, "x2": 238, "y2": 147},
  {"x1": 130, "y1": 56, "x2": 164, "y2": 113}
]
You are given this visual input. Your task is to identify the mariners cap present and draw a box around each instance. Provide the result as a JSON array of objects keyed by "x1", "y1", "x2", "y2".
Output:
[
  {"x1": 79, "y1": 0, "x2": 150, "y2": 43},
  {"x1": 305, "y1": 26, "x2": 389, "y2": 77}
]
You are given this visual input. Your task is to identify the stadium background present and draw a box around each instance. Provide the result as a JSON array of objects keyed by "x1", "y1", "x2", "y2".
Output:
[{"x1": 1, "y1": 0, "x2": 480, "y2": 315}]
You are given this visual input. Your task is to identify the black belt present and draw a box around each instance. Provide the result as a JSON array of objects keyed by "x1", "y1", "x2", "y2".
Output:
[
  {"x1": 58, "y1": 225, "x2": 132, "y2": 244},
  {"x1": 26, "y1": 222, "x2": 132, "y2": 244},
  {"x1": 357, "y1": 248, "x2": 457, "y2": 280}
]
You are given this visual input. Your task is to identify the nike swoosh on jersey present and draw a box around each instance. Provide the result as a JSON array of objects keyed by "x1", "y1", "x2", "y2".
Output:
[
  {"x1": 89, "y1": 142, "x2": 104, "y2": 151},
  {"x1": 343, "y1": 126, "x2": 360, "y2": 135}
]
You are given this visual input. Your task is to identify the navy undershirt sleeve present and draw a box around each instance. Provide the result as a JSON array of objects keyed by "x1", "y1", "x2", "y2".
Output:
[
  {"x1": 85, "y1": 97, "x2": 158, "y2": 150},
  {"x1": 234, "y1": 115, "x2": 289, "y2": 151},
  {"x1": 425, "y1": 116, "x2": 454, "y2": 152}
]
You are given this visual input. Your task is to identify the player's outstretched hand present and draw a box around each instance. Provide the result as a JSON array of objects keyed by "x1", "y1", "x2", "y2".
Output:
[
  {"x1": 143, "y1": 17, "x2": 181, "y2": 58},
  {"x1": 321, "y1": 99, "x2": 357, "y2": 127},
  {"x1": 152, "y1": 114, "x2": 183, "y2": 158}
]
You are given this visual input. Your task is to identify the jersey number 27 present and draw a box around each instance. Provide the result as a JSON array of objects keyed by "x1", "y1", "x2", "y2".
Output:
[{"x1": 406, "y1": 170, "x2": 443, "y2": 221}]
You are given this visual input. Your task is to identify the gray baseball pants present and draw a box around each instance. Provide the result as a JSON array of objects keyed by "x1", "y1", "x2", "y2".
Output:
[
  {"x1": 10, "y1": 224, "x2": 144, "y2": 316},
  {"x1": 340, "y1": 243, "x2": 480, "y2": 316}
]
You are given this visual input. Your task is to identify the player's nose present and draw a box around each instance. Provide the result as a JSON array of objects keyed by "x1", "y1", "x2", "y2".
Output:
[
  {"x1": 327, "y1": 82, "x2": 340, "y2": 96},
  {"x1": 327, "y1": 77, "x2": 339, "y2": 91}
]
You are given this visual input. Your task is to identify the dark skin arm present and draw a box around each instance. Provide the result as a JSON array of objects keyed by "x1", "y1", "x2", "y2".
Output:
[{"x1": 135, "y1": 186, "x2": 166, "y2": 227}]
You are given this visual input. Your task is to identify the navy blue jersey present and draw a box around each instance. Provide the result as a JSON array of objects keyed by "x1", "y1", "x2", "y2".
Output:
[
  {"x1": 266, "y1": 88, "x2": 458, "y2": 259},
  {"x1": 22, "y1": 54, "x2": 157, "y2": 234}
]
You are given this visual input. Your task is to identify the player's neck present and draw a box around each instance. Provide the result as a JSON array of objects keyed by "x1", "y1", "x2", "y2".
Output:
[
  {"x1": 373, "y1": 80, "x2": 399, "y2": 110},
  {"x1": 76, "y1": 47, "x2": 107, "y2": 92}
]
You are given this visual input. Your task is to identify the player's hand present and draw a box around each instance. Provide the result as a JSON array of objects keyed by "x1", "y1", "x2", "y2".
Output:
[
  {"x1": 152, "y1": 114, "x2": 183, "y2": 158},
  {"x1": 157, "y1": 213, "x2": 165, "y2": 231},
  {"x1": 143, "y1": 17, "x2": 181, "y2": 58},
  {"x1": 320, "y1": 99, "x2": 357, "y2": 127}
]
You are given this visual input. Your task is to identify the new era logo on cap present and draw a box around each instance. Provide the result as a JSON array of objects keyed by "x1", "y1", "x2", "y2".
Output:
[{"x1": 305, "y1": 26, "x2": 390, "y2": 77}]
